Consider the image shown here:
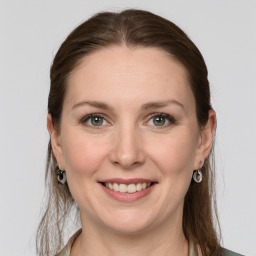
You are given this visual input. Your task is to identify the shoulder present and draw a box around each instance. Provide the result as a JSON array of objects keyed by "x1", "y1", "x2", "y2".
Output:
[
  {"x1": 221, "y1": 248, "x2": 244, "y2": 256},
  {"x1": 56, "y1": 252, "x2": 67, "y2": 256},
  {"x1": 56, "y1": 229, "x2": 82, "y2": 256}
]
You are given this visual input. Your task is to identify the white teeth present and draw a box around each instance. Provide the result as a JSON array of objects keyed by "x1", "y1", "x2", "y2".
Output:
[
  {"x1": 113, "y1": 183, "x2": 119, "y2": 191},
  {"x1": 119, "y1": 184, "x2": 127, "y2": 193},
  {"x1": 136, "y1": 183, "x2": 142, "y2": 191},
  {"x1": 104, "y1": 182, "x2": 152, "y2": 193},
  {"x1": 127, "y1": 184, "x2": 136, "y2": 193}
]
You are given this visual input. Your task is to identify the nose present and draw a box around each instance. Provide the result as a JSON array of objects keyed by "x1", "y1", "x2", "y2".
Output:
[{"x1": 109, "y1": 125, "x2": 146, "y2": 169}]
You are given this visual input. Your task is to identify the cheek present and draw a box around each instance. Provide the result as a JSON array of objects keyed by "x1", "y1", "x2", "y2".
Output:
[
  {"x1": 146, "y1": 129, "x2": 199, "y2": 177},
  {"x1": 60, "y1": 129, "x2": 110, "y2": 212},
  {"x1": 61, "y1": 130, "x2": 108, "y2": 177}
]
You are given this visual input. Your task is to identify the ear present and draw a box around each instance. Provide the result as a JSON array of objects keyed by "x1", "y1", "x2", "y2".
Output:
[
  {"x1": 47, "y1": 114, "x2": 65, "y2": 169},
  {"x1": 194, "y1": 109, "x2": 216, "y2": 169}
]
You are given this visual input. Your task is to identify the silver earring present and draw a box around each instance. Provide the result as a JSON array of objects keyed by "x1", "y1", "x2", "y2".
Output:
[
  {"x1": 193, "y1": 170, "x2": 202, "y2": 183},
  {"x1": 193, "y1": 160, "x2": 204, "y2": 183},
  {"x1": 57, "y1": 166, "x2": 67, "y2": 184}
]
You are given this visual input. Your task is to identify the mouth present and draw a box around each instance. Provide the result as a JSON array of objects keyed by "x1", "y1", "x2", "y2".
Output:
[
  {"x1": 101, "y1": 182, "x2": 154, "y2": 193},
  {"x1": 98, "y1": 179, "x2": 157, "y2": 202}
]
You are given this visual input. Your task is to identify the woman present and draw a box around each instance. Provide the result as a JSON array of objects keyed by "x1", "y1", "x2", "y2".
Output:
[{"x1": 37, "y1": 9, "x2": 242, "y2": 256}]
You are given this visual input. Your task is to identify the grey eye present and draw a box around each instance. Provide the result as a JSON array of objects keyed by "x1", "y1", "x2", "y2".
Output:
[
  {"x1": 90, "y1": 116, "x2": 104, "y2": 126},
  {"x1": 147, "y1": 113, "x2": 176, "y2": 127},
  {"x1": 82, "y1": 115, "x2": 108, "y2": 127},
  {"x1": 152, "y1": 116, "x2": 166, "y2": 126}
]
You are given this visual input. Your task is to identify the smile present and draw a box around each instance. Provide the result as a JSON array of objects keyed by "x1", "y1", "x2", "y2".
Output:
[
  {"x1": 103, "y1": 182, "x2": 152, "y2": 193},
  {"x1": 99, "y1": 179, "x2": 157, "y2": 202}
]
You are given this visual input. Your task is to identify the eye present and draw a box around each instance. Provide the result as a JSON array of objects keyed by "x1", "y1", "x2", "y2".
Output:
[
  {"x1": 147, "y1": 113, "x2": 176, "y2": 127},
  {"x1": 81, "y1": 114, "x2": 108, "y2": 127}
]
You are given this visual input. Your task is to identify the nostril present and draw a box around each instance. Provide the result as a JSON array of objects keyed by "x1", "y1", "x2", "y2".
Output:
[
  {"x1": 109, "y1": 137, "x2": 146, "y2": 168},
  {"x1": 111, "y1": 158, "x2": 143, "y2": 170}
]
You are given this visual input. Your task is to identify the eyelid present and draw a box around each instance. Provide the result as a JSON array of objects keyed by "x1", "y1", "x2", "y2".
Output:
[
  {"x1": 146, "y1": 112, "x2": 176, "y2": 127},
  {"x1": 79, "y1": 112, "x2": 176, "y2": 128},
  {"x1": 80, "y1": 113, "x2": 111, "y2": 127}
]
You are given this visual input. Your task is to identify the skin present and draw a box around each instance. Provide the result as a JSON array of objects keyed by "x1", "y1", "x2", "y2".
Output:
[{"x1": 48, "y1": 46, "x2": 216, "y2": 256}]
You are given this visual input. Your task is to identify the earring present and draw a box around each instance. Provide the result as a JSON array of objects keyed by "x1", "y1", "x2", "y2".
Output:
[
  {"x1": 193, "y1": 160, "x2": 204, "y2": 183},
  {"x1": 57, "y1": 165, "x2": 67, "y2": 184},
  {"x1": 193, "y1": 170, "x2": 202, "y2": 183}
]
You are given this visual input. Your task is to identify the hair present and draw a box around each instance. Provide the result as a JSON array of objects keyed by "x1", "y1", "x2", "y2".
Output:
[{"x1": 37, "y1": 9, "x2": 221, "y2": 256}]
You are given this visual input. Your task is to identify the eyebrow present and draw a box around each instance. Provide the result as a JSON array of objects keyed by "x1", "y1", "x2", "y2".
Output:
[
  {"x1": 72, "y1": 99, "x2": 184, "y2": 111},
  {"x1": 141, "y1": 100, "x2": 185, "y2": 110},
  {"x1": 72, "y1": 101, "x2": 112, "y2": 110}
]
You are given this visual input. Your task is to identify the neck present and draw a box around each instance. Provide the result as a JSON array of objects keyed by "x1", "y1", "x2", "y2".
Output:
[{"x1": 72, "y1": 215, "x2": 189, "y2": 256}]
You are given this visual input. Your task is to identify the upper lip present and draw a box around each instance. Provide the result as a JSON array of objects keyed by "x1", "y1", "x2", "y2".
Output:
[{"x1": 98, "y1": 178, "x2": 157, "y2": 184}]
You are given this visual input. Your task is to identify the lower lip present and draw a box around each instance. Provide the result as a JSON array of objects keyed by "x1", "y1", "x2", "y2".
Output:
[{"x1": 100, "y1": 183, "x2": 156, "y2": 202}]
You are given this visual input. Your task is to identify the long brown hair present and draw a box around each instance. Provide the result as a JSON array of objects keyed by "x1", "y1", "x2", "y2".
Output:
[{"x1": 37, "y1": 9, "x2": 221, "y2": 256}]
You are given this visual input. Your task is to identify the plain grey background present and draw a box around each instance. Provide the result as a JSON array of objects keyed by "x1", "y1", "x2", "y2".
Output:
[{"x1": 0, "y1": 1, "x2": 255, "y2": 255}]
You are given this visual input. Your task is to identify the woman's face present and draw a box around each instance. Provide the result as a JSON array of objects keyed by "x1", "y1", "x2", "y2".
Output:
[{"x1": 50, "y1": 46, "x2": 213, "y2": 234}]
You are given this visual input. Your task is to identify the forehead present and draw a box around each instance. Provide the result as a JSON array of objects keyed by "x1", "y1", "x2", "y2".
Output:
[
  {"x1": 69, "y1": 46, "x2": 188, "y2": 82},
  {"x1": 65, "y1": 46, "x2": 195, "y2": 111}
]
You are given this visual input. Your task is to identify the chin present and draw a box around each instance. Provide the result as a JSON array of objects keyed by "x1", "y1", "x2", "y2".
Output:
[{"x1": 96, "y1": 209, "x2": 158, "y2": 235}]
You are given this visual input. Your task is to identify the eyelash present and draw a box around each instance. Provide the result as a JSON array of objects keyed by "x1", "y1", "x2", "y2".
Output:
[
  {"x1": 147, "y1": 113, "x2": 176, "y2": 128},
  {"x1": 80, "y1": 113, "x2": 109, "y2": 128},
  {"x1": 80, "y1": 113, "x2": 176, "y2": 128}
]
